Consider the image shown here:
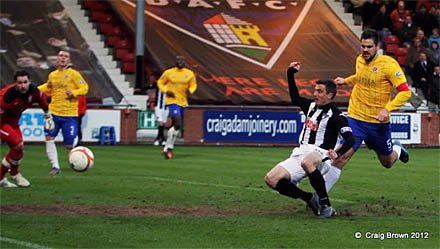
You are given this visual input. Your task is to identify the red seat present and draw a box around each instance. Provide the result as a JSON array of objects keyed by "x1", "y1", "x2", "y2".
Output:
[
  {"x1": 84, "y1": 0, "x2": 108, "y2": 10},
  {"x1": 107, "y1": 36, "x2": 122, "y2": 47},
  {"x1": 90, "y1": 11, "x2": 105, "y2": 22},
  {"x1": 122, "y1": 62, "x2": 135, "y2": 73},
  {"x1": 115, "y1": 49, "x2": 130, "y2": 60},
  {"x1": 91, "y1": 12, "x2": 114, "y2": 23},
  {"x1": 107, "y1": 26, "x2": 126, "y2": 36},
  {"x1": 122, "y1": 53, "x2": 136, "y2": 63},
  {"x1": 385, "y1": 35, "x2": 399, "y2": 45},
  {"x1": 394, "y1": 47, "x2": 408, "y2": 56},
  {"x1": 386, "y1": 44, "x2": 399, "y2": 55},
  {"x1": 99, "y1": 23, "x2": 113, "y2": 34},
  {"x1": 397, "y1": 55, "x2": 406, "y2": 66},
  {"x1": 115, "y1": 39, "x2": 133, "y2": 50}
]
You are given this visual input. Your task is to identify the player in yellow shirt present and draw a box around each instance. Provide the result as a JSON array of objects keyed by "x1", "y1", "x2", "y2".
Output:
[
  {"x1": 334, "y1": 29, "x2": 411, "y2": 171},
  {"x1": 38, "y1": 50, "x2": 88, "y2": 174},
  {"x1": 157, "y1": 55, "x2": 197, "y2": 159}
]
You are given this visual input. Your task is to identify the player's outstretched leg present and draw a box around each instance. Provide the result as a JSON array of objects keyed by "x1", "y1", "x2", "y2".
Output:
[
  {"x1": 46, "y1": 140, "x2": 61, "y2": 174},
  {"x1": 11, "y1": 173, "x2": 30, "y2": 187},
  {"x1": 0, "y1": 178, "x2": 17, "y2": 187},
  {"x1": 163, "y1": 127, "x2": 178, "y2": 159},
  {"x1": 306, "y1": 192, "x2": 321, "y2": 216},
  {"x1": 318, "y1": 205, "x2": 337, "y2": 219},
  {"x1": 307, "y1": 169, "x2": 336, "y2": 218},
  {"x1": 393, "y1": 140, "x2": 409, "y2": 163}
]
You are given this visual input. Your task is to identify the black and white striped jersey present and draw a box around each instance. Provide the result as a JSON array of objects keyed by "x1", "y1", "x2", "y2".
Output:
[
  {"x1": 287, "y1": 67, "x2": 354, "y2": 155},
  {"x1": 151, "y1": 81, "x2": 166, "y2": 110}
]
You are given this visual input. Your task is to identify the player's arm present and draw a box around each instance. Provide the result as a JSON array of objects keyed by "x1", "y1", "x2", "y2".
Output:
[
  {"x1": 157, "y1": 73, "x2": 167, "y2": 93},
  {"x1": 328, "y1": 115, "x2": 355, "y2": 160},
  {"x1": 71, "y1": 72, "x2": 88, "y2": 97},
  {"x1": 34, "y1": 85, "x2": 54, "y2": 131},
  {"x1": 287, "y1": 63, "x2": 312, "y2": 113},
  {"x1": 157, "y1": 72, "x2": 175, "y2": 97},
  {"x1": 384, "y1": 83, "x2": 411, "y2": 112},
  {"x1": 335, "y1": 57, "x2": 359, "y2": 86},
  {"x1": 378, "y1": 63, "x2": 412, "y2": 121},
  {"x1": 188, "y1": 73, "x2": 197, "y2": 94},
  {"x1": 38, "y1": 77, "x2": 52, "y2": 94},
  {"x1": 335, "y1": 120, "x2": 355, "y2": 157}
]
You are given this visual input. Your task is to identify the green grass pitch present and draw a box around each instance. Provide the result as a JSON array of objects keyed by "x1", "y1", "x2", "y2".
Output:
[{"x1": 0, "y1": 145, "x2": 438, "y2": 248}]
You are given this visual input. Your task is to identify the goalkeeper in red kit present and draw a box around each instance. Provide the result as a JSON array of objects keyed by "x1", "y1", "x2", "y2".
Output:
[{"x1": 0, "y1": 70, "x2": 54, "y2": 187}]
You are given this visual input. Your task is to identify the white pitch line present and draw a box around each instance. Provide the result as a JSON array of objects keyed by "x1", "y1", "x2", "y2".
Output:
[{"x1": 0, "y1": 237, "x2": 51, "y2": 249}]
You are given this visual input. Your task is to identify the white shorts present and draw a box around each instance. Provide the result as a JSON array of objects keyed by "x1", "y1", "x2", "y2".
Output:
[
  {"x1": 278, "y1": 144, "x2": 331, "y2": 184},
  {"x1": 154, "y1": 106, "x2": 169, "y2": 123}
]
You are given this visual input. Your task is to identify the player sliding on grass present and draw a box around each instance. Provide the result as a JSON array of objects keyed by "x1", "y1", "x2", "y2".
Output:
[
  {"x1": 333, "y1": 29, "x2": 410, "y2": 170},
  {"x1": 265, "y1": 62, "x2": 355, "y2": 218},
  {"x1": 158, "y1": 55, "x2": 197, "y2": 159}
]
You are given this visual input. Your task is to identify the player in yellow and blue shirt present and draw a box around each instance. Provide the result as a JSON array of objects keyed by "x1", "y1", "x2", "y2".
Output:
[
  {"x1": 38, "y1": 50, "x2": 88, "y2": 175},
  {"x1": 334, "y1": 29, "x2": 411, "y2": 171},
  {"x1": 157, "y1": 55, "x2": 197, "y2": 159}
]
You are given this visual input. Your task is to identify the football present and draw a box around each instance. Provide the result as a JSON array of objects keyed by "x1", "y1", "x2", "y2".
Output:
[{"x1": 68, "y1": 146, "x2": 94, "y2": 172}]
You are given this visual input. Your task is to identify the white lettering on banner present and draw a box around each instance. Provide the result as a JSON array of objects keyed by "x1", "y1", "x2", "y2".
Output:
[
  {"x1": 266, "y1": 0, "x2": 286, "y2": 10},
  {"x1": 146, "y1": 0, "x2": 168, "y2": 6},
  {"x1": 20, "y1": 109, "x2": 121, "y2": 142},
  {"x1": 390, "y1": 115, "x2": 409, "y2": 124},
  {"x1": 19, "y1": 112, "x2": 44, "y2": 126},
  {"x1": 226, "y1": 0, "x2": 245, "y2": 9},
  {"x1": 391, "y1": 132, "x2": 408, "y2": 139},
  {"x1": 188, "y1": 0, "x2": 213, "y2": 8},
  {"x1": 145, "y1": 0, "x2": 295, "y2": 10},
  {"x1": 206, "y1": 114, "x2": 297, "y2": 137}
]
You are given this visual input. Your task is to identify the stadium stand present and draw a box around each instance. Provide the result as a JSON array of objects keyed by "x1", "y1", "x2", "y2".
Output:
[
  {"x1": 0, "y1": 0, "x2": 123, "y2": 104},
  {"x1": 395, "y1": 47, "x2": 409, "y2": 66},
  {"x1": 329, "y1": 0, "x2": 440, "y2": 108},
  {"x1": 61, "y1": 0, "x2": 148, "y2": 108}
]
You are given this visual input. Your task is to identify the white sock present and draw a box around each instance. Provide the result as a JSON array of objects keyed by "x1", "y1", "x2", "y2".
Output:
[
  {"x1": 393, "y1": 145, "x2": 402, "y2": 158},
  {"x1": 2, "y1": 157, "x2": 11, "y2": 168},
  {"x1": 46, "y1": 140, "x2": 59, "y2": 169},
  {"x1": 165, "y1": 127, "x2": 179, "y2": 150},
  {"x1": 72, "y1": 136, "x2": 79, "y2": 148},
  {"x1": 323, "y1": 166, "x2": 341, "y2": 193}
]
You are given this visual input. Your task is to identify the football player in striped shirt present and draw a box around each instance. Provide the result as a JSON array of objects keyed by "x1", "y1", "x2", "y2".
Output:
[
  {"x1": 148, "y1": 72, "x2": 168, "y2": 146},
  {"x1": 334, "y1": 29, "x2": 411, "y2": 170},
  {"x1": 265, "y1": 62, "x2": 355, "y2": 218}
]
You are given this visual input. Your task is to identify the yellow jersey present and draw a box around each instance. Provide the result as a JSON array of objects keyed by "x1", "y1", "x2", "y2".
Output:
[
  {"x1": 157, "y1": 67, "x2": 197, "y2": 107},
  {"x1": 345, "y1": 55, "x2": 410, "y2": 123},
  {"x1": 38, "y1": 68, "x2": 88, "y2": 117}
]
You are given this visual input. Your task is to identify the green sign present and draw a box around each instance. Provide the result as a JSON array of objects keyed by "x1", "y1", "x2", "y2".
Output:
[{"x1": 138, "y1": 111, "x2": 157, "y2": 129}]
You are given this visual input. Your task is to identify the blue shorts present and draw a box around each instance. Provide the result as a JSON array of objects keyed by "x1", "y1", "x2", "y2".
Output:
[
  {"x1": 348, "y1": 117, "x2": 393, "y2": 156},
  {"x1": 45, "y1": 115, "x2": 78, "y2": 146},
  {"x1": 167, "y1": 104, "x2": 184, "y2": 117}
]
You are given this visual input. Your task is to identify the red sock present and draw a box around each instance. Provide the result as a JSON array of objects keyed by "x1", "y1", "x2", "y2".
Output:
[
  {"x1": 7, "y1": 147, "x2": 23, "y2": 176},
  {"x1": 0, "y1": 161, "x2": 10, "y2": 180}
]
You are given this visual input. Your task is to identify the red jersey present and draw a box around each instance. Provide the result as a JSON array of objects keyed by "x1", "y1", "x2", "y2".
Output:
[
  {"x1": 0, "y1": 84, "x2": 48, "y2": 127},
  {"x1": 78, "y1": 95, "x2": 87, "y2": 115}
]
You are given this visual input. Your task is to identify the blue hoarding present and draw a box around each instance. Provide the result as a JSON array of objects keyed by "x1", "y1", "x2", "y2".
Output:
[
  {"x1": 203, "y1": 110, "x2": 304, "y2": 143},
  {"x1": 203, "y1": 111, "x2": 421, "y2": 144}
]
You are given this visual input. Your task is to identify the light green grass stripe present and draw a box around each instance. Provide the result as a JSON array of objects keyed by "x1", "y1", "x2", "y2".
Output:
[
  {"x1": 142, "y1": 176, "x2": 355, "y2": 204},
  {"x1": 36, "y1": 174, "x2": 355, "y2": 204},
  {"x1": 0, "y1": 236, "x2": 51, "y2": 249}
]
